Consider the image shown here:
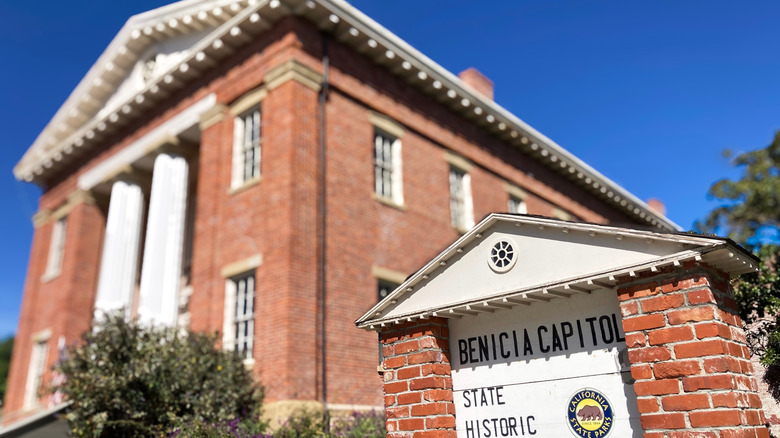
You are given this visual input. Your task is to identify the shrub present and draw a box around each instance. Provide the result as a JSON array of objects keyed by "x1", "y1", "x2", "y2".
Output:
[
  {"x1": 54, "y1": 312, "x2": 264, "y2": 437},
  {"x1": 330, "y1": 410, "x2": 385, "y2": 438},
  {"x1": 175, "y1": 409, "x2": 386, "y2": 438}
]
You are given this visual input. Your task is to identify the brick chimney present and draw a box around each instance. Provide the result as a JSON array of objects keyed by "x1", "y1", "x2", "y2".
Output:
[
  {"x1": 646, "y1": 198, "x2": 666, "y2": 216},
  {"x1": 458, "y1": 67, "x2": 494, "y2": 100}
]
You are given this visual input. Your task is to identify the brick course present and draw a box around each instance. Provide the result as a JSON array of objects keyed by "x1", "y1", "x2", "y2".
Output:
[
  {"x1": 2, "y1": 13, "x2": 697, "y2": 429},
  {"x1": 380, "y1": 318, "x2": 456, "y2": 438},
  {"x1": 617, "y1": 266, "x2": 770, "y2": 436}
]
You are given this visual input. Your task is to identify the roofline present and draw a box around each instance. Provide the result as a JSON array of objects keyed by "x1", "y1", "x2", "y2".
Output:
[
  {"x1": 16, "y1": 0, "x2": 679, "y2": 231},
  {"x1": 355, "y1": 213, "x2": 756, "y2": 328}
]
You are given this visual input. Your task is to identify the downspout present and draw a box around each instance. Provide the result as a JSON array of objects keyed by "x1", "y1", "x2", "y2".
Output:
[{"x1": 318, "y1": 32, "x2": 330, "y2": 427}]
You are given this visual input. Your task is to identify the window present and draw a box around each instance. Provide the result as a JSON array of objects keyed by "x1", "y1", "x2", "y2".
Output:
[
  {"x1": 377, "y1": 279, "x2": 400, "y2": 364},
  {"x1": 449, "y1": 166, "x2": 474, "y2": 231},
  {"x1": 44, "y1": 217, "x2": 67, "y2": 279},
  {"x1": 24, "y1": 340, "x2": 49, "y2": 410},
  {"x1": 374, "y1": 131, "x2": 399, "y2": 199},
  {"x1": 232, "y1": 107, "x2": 261, "y2": 187},
  {"x1": 508, "y1": 195, "x2": 527, "y2": 214},
  {"x1": 378, "y1": 279, "x2": 398, "y2": 301},
  {"x1": 369, "y1": 112, "x2": 404, "y2": 207},
  {"x1": 228, "y1": 273, "x2": 255, "y2": 360}
]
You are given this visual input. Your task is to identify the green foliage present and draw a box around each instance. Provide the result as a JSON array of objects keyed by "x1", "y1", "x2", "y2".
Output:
[
  {"x1": 702, "y1": 130, "x2": 780, "y2": 404},
  {"x1": 171, "y1": 409, "x2": 385, "y2": 438},
  {"x1": 701, "y1": 131, "x2": 780, "y2": 246},
  {"x1": 54, "y1": 312, "x2": 264, "y2": 437},
  {"x1": 273, "y1": 409, "x2": 327, "y2": 438},
  {"x1": 734, "y1": 245, "x2": 780, "y2": 401},
  {"x1": 330, "y1": 410, "x2": 386, "y2": 438},
  {"x1": 732, "y1": 245, "x2": 780, "y2": 359},
  {"x1": 270, "y1": 410, "x2": 385, "y2": 438},
  {"x1": 0, "y1": 336, "x2": 13, "y2": 405}
]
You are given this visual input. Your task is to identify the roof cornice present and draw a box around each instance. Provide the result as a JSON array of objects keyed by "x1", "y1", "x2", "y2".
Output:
[
  {"x1": 355, "y1": 213, "x2": 757, "y2": 330},
  {"x1": 15, "y1": 0, "x2": 679, "y2": 231}
]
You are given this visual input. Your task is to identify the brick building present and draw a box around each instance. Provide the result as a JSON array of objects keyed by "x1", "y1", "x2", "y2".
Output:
[{"x1": 3, "y1": 0, "x2": 677, "y2": 429}]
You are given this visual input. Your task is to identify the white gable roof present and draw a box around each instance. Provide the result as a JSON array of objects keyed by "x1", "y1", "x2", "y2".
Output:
[
  {"x1": 356, "y1": 213, "x2": 757, "y2": 330},
  {"x1": 15, "y1": 0, "x2": 677, "y2": 231}
]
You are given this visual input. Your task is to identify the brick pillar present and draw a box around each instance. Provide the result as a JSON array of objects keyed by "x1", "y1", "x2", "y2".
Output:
[
  {"x1": 618, "y1": 263, "x2": 770, "y2": 437},
  {"x1": 380, "y1": 317, "x2": 457, "y2": 438}
]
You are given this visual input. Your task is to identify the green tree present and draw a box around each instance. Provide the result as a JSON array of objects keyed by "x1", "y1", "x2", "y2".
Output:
[
  {"x1": 0, "y1": 336, "x2": 13, "y2": 405},
  {"x1": 701, "y1": 130, "x2": 780, "y2": 400},
  {"x1": 54, "y1": 312, "x2": 265, "y2": 437},
  {"x1": 702, "y1": 130, "x2": 780, "y2": 247}
]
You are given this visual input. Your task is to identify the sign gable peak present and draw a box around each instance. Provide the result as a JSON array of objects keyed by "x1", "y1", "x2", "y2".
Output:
[{"x1": 356, "y1": 213, "x2": 757, "y2": 330}]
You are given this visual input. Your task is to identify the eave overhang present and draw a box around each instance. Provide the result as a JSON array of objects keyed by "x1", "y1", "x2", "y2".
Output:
[
  {"x1": 15, "y1": 0, "x2": 678, "y2": 231},
  {"x1": 355, "y1": 213, "x2": 757, "y2": 331}
]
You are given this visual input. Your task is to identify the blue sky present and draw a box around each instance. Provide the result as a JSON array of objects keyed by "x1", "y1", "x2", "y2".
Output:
[{"x1": 1, "y1": 0, "x2": 778, "y2": 339}]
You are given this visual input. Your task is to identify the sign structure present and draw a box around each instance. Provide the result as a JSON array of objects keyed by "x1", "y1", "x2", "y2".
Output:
[{"x1": 449, "y1": 289, "x2": 641, "y2": 437}]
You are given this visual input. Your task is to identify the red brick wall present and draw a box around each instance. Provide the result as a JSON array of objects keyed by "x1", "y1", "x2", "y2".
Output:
[
  {"x1": 380, "y1": 318, "x2": 457, "y2": 438},
  {"x1": 6, "y1": 15, "x2": 663, "y2": 423},
  {"x1": 617, "y1": 263, "x2": 770, "y2": 437},
  {"x1": 2, "y1": 200, "x2": 104, "y2": 424}
]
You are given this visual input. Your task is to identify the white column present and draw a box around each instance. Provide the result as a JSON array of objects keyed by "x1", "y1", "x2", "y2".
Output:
[
  {"x1": 138, "y1": 153, "x2": 189, "y2": 326},
  {"x1": 94, "y1": 181, "x2": 145, "y2": 319}
]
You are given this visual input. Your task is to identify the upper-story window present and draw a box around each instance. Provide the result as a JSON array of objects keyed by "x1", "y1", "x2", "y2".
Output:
[
  {"x1": 508, "y1": 195, "x2": 527, "y2": 214},
  {"x1": 449, "y1": 166, "x2": 474, "y2": 231},
  {"x1": 445, "y1": 153, "x2": 475, "y2": 232},
  {"x1": 374, "y1": 130, "x2": 402, "y2": 202},
  {"x1": 43, "y1": 217, "x2": 67, "y2": 279},
  {"x1": 369, "y1": 113, "x2": 404, "y2": 208},
  {"x1": 506, "y1": 184, "x2": 528, "y2": 215},
  {"x1": 232, "y1": 106, "x2": 262, "y2": 188}
]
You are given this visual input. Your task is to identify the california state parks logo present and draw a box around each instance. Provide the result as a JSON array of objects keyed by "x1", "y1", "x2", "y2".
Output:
[{"x1": 567, "y1": 388, "x2": 614, "y2": 437}]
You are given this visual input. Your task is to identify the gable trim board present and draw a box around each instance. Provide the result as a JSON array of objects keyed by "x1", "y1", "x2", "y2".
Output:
[
  {"x1": 14, "y1": 0, "x2": 676, "y2": 231},
  {"x1": 356, "y1": 213, "x2": 756, "y2": 330}
]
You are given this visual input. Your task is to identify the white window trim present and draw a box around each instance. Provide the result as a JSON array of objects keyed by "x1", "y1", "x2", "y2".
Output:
[
  {"x1": 552, "y1": 207, "x2": 573, "y2": 221},
  {"x1": 24, "y1": 332, "x2": 50, "y2": 411},
  {"x1": 42, "y1": 217, "x2": 67, "y2": 281},
  {"x1": 369, "y1": 112, "x2": 405, "y2": 209},
  {"x1": 229, "y1": 87, "x2": 267, "y2": 192},
  {"x1": 221, "y1": 255, "x2": 261, "y2": 366},
  {"x1": 447, "y1": 163, "x2": 474, "y2": 233},
  {"x1": 372, "y1": 265, "x2": 408, "y2": 285},
  {"x1": 231, "y1": 107, "x2": 262, "y2": 189},
  {"x1": 506, "y1": 183, "x2": 528, "y2": 214}
]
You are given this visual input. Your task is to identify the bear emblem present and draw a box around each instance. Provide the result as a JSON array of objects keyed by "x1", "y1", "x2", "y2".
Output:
[{"x1": 577, "y1": 405, "x2": 602, "y2": 421}]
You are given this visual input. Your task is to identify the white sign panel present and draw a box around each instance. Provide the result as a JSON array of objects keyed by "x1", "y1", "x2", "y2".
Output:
[{"x1": 449, "y1": 289, "x2": 641, "y2": 437}]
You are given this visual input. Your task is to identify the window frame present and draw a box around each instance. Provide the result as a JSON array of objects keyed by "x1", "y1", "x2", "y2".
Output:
[
  {"x1": 506, "y1": 184, "x2": 528, "y2": 215},
  {"x1": 228, "y1": 86, "x2": 267, "y2": 193},
  {"x1": 373, "y1": 265, "x2": 406, "y2": 366},
  {"x1": 232, "y1": 106, "x2": 262, "y2": 188},
  {"x1": 373, "y1": 129, "x2": 403, "y2": 202},
  {"x1": 43, "y1": 216, "x2": 67, "y2": 280},
  {"x1": 369, "y1": 112, "x2": 405, "y2": 209},
  {"x1": 221, "y1": 254, "x2": 262, "y2": 364},
  {"x1": 448, "y1": 165, "x2": 474, "y2": 232},
  {"x1": 224, "y1": 272, "x2": 256, "y2": 361},
  {"x1": 24, "y1": 336, "x2": 49, "y2": 410}
]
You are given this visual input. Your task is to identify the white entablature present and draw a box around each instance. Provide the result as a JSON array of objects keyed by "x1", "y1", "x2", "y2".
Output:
[
  {"x1": 356, "y1": 213, "x2": 757, "y2": 330},
  {"x1": 15, "y1": 0, "x2": 677, "y2": 230}
]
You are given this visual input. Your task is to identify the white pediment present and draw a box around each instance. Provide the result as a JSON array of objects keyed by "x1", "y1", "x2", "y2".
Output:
[
  {"x1": 99, "y1": 29, "x2": 213, "y2": 120},
  {"x1": 356, "y1": 214, "x2": 757, "y2": 329}
]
